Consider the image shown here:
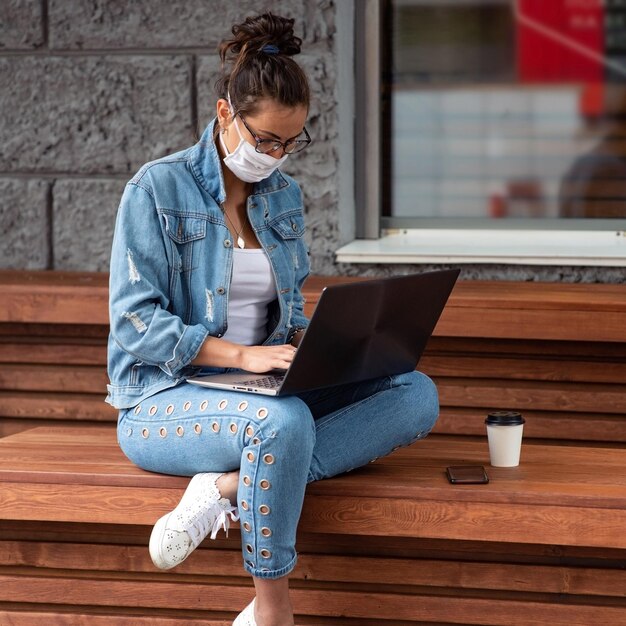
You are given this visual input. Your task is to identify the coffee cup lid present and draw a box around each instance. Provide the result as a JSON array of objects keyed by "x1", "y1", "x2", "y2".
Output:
[{"x1": 485, "y1": 410, "x2": 525, "y2": 426}]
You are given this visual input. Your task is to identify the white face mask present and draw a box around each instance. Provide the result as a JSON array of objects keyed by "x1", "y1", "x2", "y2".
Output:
[{"x1": 219, "y1": 111, "x2": 288, "y2": 183}]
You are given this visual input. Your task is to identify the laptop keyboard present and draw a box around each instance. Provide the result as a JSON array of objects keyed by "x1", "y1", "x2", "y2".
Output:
[{"x1": 236, "y1": 374, "x2": 285, "y2": 389}]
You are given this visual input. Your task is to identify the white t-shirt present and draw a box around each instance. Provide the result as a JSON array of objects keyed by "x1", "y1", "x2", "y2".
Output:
[{"x1": 221, "y1": 248, "x2": 276, "y2": 346}]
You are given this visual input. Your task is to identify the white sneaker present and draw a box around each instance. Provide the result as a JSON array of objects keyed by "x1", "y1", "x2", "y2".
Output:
[
  {"x1": 149, "y1": 472, "x2": 239, "y2": 570},
  {"x1": 233, "y1": 598, "x2": 256, "y2": 625}
]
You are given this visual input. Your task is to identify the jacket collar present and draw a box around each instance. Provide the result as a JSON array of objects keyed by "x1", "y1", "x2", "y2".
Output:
[{"x1": 189, "y1": 118, "x2": 290, "y2": 204}]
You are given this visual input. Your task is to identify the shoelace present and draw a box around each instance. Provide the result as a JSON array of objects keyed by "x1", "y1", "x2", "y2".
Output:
[
  {"x1": 184, "y1": 502, "x2": 240, "y2": 544},
  {"x1": 210, "y1": 504, "x2": 239, "y2": 539}
]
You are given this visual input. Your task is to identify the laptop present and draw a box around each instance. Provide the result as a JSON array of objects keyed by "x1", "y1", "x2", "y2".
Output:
[{"x1": 187, "y1": 268, "x2": 460, "y2": 396}]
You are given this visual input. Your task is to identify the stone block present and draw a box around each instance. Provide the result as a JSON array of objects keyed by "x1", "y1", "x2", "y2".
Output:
[
  {"x1": 49, "y1": 0, "x2": 307, "y2": 49},
  {"x1": 0, "y1": 178, "x2": 49, "y2": 269},
  {"x1": 0, "y1": 56, "x2": 194, "y2": 175},
  {"x1": 52, "y1": 178, "x2": 126, "y2": 271},
  {"x1": 196, "y1": 55, "x2": 224, "y2": 131},
  {"x1": 0, "y1": 0, "x2": 44, "y2": 49}
]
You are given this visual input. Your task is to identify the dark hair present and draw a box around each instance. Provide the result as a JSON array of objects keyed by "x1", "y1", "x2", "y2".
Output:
[{"x1": 216, "y1": 13, "x2": 310, "y2": 116}]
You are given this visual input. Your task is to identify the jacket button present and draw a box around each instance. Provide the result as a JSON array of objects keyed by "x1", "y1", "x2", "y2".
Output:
[
  {"x1": 216, "y1": 287, "x2": 225, "y2": 295},
  {"x1": 224, "y1": 239, "x2": 232, "y2": 247},
  {"x1": 291, "y1": 223, "x2": 298, "y2": 232}
]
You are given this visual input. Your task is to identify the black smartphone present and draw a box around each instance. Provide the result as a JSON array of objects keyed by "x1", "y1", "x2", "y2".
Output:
[{"x1": 446, "y1": 465, "x2": 489, "y2": 484}]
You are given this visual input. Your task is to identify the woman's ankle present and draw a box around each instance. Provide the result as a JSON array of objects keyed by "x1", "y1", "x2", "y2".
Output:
[
  {"x1": 253, "y1": 575, "x2": 294, "y2": 626},
  {"x1": 254, "y1": 597, "x2": 294, "y2": 626},
  {"x1": 215, "y1": 470, "x2": 239, "y2": 503}
]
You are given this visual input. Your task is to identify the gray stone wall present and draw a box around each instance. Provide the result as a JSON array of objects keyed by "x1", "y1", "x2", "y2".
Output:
[
  {"x1": 0, "y1": 0, "x2": 338, "y2": 272},
  {"x1": 1, "y1": 0, "x2": 623, "y2": 282}
]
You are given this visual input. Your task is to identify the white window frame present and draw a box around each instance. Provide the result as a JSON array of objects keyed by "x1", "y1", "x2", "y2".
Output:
[{"x1": 336, "y1": 0, "x2": 626, "y2": 266}]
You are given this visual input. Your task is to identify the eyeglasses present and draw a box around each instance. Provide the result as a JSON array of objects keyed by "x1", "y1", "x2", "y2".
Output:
[{"x1": 237, "y1": 113, "x2": 311, "y2": 155}]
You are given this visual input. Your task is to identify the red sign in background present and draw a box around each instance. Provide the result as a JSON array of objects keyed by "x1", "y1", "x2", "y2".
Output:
[{"x1": 517, "y1": 0, "x2": 605, "y2": 82}]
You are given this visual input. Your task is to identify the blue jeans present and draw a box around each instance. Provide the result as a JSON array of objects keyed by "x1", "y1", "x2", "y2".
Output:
[{"x1": 117, "y1": 370, "x2": 439, "y2": 579}]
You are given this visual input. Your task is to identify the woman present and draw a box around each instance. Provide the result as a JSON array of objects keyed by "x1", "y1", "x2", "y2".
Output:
[{"x1": 107, "y1": 13, "x2": 439, "y2": 626}]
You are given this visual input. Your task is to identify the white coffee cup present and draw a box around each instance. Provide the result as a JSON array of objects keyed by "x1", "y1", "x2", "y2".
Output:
[{"x1": 485, "y1": 411, "x2": 525, "y2": 467}]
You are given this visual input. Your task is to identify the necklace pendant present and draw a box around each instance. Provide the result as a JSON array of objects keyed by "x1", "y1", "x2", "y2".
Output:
[{"x1": 237, "y1": 235, "x2": 246, "y2": 249}]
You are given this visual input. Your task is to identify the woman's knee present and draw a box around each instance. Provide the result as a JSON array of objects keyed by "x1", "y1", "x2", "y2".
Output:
[
  {"x1": 394, "y1": 370, "x2": 440, "y2": 435},
  {"x1": 256, "y1": 396, "x2": 316, "y2": 455}
]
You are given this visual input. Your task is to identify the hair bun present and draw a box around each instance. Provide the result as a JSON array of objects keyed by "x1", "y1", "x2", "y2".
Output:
[
  {"x1": 216, "y1": 12, "x2": 310, "y2": 114},
  {"x1": 225, "y1": 12, "x2": 302, "y2": 59}
]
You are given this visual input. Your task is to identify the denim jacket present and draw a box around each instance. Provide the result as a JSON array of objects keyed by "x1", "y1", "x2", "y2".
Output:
[{"x1": 106, "y1": 119, "x2": 310, "y2": 409}]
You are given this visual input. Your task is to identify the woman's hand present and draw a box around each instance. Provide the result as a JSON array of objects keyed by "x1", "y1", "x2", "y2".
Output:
[
  {"x1": 239, "y1": 344, "x2": 297, "y2": 373},
  {"x1": 191, "y1": 336, "x2": 297, "y2": 372}
]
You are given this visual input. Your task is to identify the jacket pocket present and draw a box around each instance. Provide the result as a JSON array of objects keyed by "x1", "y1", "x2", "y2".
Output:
[
  {"x1": 163, "y1": 214, "x2": 207, "y2": 273},
  {"x1": 164, "y1": 214, "x2": 207, "y2": 244},
  {"x1": 269, "y1": 212, "x2": 305, "y2": 239}
]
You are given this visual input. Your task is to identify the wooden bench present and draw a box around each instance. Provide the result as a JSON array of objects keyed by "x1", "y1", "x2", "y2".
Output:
[
  {"x1": 2, "y1": 427, "x2": 626, "y2": 625},
  {"x1": 1, "y1": 271, "x2": 625, "y2": 624}
]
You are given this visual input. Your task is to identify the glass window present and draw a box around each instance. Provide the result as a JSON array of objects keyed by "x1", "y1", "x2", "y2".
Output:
[{"x1": 385, "y1": 0, "x2": 626, "y2": 226}]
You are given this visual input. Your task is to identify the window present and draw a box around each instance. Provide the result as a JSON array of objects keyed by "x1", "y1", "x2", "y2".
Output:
[{"x1": 340, "y1": 0, "x2": 626, "y2": 265}]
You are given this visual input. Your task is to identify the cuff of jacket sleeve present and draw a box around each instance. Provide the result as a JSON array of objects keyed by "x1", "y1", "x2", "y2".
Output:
[
  {"x1": 287, "y1": 324, "x2": 308, "y2": 344},
  {"x1": 162, "y1": 323, "x2": 209, "y2": 377}
]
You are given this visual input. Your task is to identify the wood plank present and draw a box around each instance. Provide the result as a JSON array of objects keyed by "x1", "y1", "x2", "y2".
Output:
[
  {"x1": 0, "y1": 293, "x2": 108, "y2": 325},
  {"x1": 299, "y1": 496, "x2": 626, "y2": 549},
  {"x1": 0, "y1": 271, "x2": 109, "y2": 289},
  {"x1": 435, "y1": 307, "x2": 626, "y2": 342},
  {"x1": 0, "y1": 364, "x2": 108, "y2": 394},
  {"x1": 303, "y1": 281, "x2": 626, "y2": 342},
  {"x1": 0, "y1": 608, "x2": 403, "y2": 626},
  {"x1": 0, "y1": 323, "x2": 108, "y2": 339},
  {"x1": 2, "y1": 429, "x2": 626, "y2": 508},
  {"x1": 426, "y1": 336, "x2": 626, "y2": 359},
  {"x1": 0, "y1": 271, "x2": 109, "y2": 325},
  {"x1": 0, "y1": 420, "x2": 110, "y2": 439},
  {"x1": 437, "y1": 378, "x2": 626, "y2": 414},
  {"x1": 1, "y1": 481, "x2": 625, "y2": 549},
  {"x1": 2, "y1": 539, "x2": 624, "y2": 598},
  {"x1": 0, "y1": 342, "x2": 106, "y2": 366},
  {"x1": 0, "y1": 391, "x2": 116, "y2": 421},
  {"x1": 0, "y1": 612, "x2": 232, "y2": 626},
  {"x1": 421, "y1": 354, "x2": 626, "y2": 384},
  {"x1": 435, "y1": 407, "x2": 626, "y2": 442},
  {"x1": 302, "y1": 276, "x2": 626, "y2": 313},
  {"x1": 0, "y1": 575, "x2": 625, "y2": 625}
]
